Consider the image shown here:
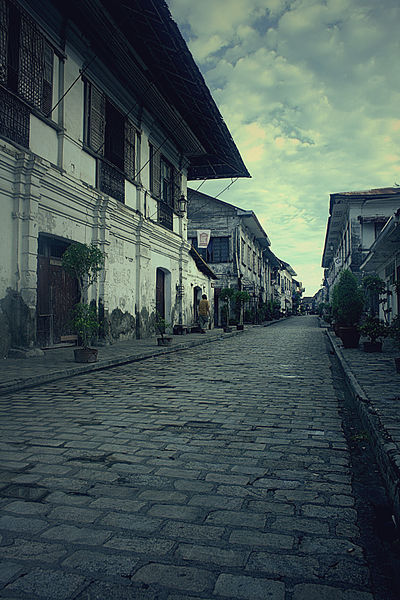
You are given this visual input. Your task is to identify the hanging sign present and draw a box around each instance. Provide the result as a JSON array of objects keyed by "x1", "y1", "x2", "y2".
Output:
[{"x1": 197, "y1": 229, "x2": 211, "y2": 248}]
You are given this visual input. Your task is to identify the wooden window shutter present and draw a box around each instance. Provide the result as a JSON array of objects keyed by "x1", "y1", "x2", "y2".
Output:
[
  {"x1": 18, "y1": 13, "x2": 44, "y2": 109},
  {"x1": 173, "y1": 167, "x2": 181, "y2": 212},
  {"x1": 0, "y1": 0, "x2": 8, "y2": 84},
  {"x1": 89, "y1": 83, "x2": 105, "y2": 155},
  {"x1": 124, "y1": 120, "x2": 136, "y2": 179},
  {"x1": 150, "y1": 143, "x2": 161, "y2": 197},
  {"x1": 42, "y1": 41, "x2": 53, "y2": 115}
]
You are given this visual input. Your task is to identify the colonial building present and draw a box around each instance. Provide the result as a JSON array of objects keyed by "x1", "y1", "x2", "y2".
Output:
[
  {"x1": 0, "y1": 0, "x2": 249, "y2": 354},
  {"x1": 360, "y1": 209, "x2": 400, "y2": 321},
  {"x1": 187, "y1": 189, "x2": 270, "y2": 325},
  {"x1": 321, "y1": 187, "x2": 400, "y2": 298}
]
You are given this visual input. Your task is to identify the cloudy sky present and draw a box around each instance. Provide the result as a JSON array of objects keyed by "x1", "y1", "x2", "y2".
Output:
[{"x1": 168, "y1": 0, "x2": 400, "y2": 295}]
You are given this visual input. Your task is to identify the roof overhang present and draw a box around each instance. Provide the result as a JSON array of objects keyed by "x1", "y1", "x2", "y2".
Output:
[
  {"x1": 189, "y1": 246, "x2": 218, "y2": 280},
  {"x1": 360, "y1": 211, "x2": 400, "y2": 272},
  {"x1": 52, "y1": 0, "x2": 250, "y2": 181},
  {"x1": 237, "y1": 210, "x2": 270, "y2": 248}
]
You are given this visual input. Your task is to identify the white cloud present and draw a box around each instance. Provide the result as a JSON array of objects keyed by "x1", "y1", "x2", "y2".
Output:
[{"x1": 168, "y1": 0, "x2": 400, "y2": 295}]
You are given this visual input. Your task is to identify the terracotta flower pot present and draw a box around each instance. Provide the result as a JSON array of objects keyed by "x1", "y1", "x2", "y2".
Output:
[
  {"x1": 74, "y1": 347, "x2": 98, "y2": 363},
  {"x1": 157, "y1": 337, "x2": 173, "y2": 346},
  {"x1": 338, "y1": 326, "x2": 360, "y2": 349}
]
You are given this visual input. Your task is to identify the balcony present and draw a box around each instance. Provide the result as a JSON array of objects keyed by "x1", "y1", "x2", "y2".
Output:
[
  {"x1": 158, "y1": 201, "x2": 173, "y2": 231},
  {"x1": 98, "y1": 159, "x2": 125, "y2": 203},
  {"x1": 0, "y1": 87, "x2": 30, "y2": 148}
]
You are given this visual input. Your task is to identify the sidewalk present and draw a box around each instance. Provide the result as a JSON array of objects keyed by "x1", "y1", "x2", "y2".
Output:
[
  {"x1": 0, "y1": 328, "x2": 247, "y2": 396},
  {"x1": 326, "y1": 325, "x2": 400, "y2": 527}
]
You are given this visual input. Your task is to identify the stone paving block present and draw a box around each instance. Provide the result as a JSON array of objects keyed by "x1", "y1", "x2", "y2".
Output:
[
  {"x1": 2, "y1": 500, "x2": 49, "y2": 515},
  {"x1": 205, "y1": 509, "x2": 265, "y2": 528},
  {"x1": 74, "y1": 581, "x2": 159, "y2": 599},
  {"x1": 161, "y1": 521, "x2": 225, "y2": 542},
  {"x1": 48, "y1": 505, "x2": 102, "y2": 524},
  {"x1": 41, "y1": 524, "x2": 112, "y2": 545},
  {"x1": 100, "y1": 512, "x2": 162, "y2": 533},
  {"x1": 89, "y1": 497, "x2": 146, "y2": 512},
  {"x1": 229, "y1": 528, "x2": 294, "y2": 549},
  {"x1": 62, "y1": 549, "x2": 137, "y2": 578},
  {"x1": 0, "y1": 538, "x2": 67, "y2": 562},
  {"x1": 246, "y1": 551, "x2": 320, "y2": 579},
  {"x1": 292, "y1": 583, "x2": 373, "y2": 600},
  {"x1": 132, "y1": 563, "x2": 215, "y2": 592},
  {"x1": 176, "y1": 543, "x2": 249, "y2": 567},
  {"x1": 302, "y1": 504, "x2": 357, "y2": 521},
  {"x1": 147, "y1": 504, "x2": 202, "y2": 521},
  {"x1": 174, "y1": 479, "x2": 214, "y2": 493},
  {"x1": 0, "y1": 514, "x2": 48, "y2": 533},
  {"x1": 155, "y1": 467, "x2": 201, "y2": 480},
  {"x1": 205, "y1": 472, "x2": 250, "y2": 485},
  {"x1": 273, "y1": 489, "x2": 325, "y2": 503},
  {"x1": 213, "y1": 573, "x2": 285, "y2": 599},
  {"x1": 271, "y1": 516, "x2": 330, "y2": 534},
  {"x1": 0, "y1": 561, "x2": 22, "y2": 584},
  {"x1": 319, "y1": 558, "x2": 370, "y2": 586},
  {"x1": 299, "y1": 536, "x2": 364, "y2": 558},
  {"x1": 87, "y1": 483, "x2": 141, "y2": 499},
  {"x1": 5, "y1": 568, "x2": 86, "y2": 600},
  {"x1": 138, "y1": 490, "x2": 187, "y2": 503},
  {"x1": 45, "y1": 491, "x2": 92, "y2": 505},
  {"x1": 188, "y1": 494, "x2": 243, "y2": 510},
  {"x1": 104, "y1": 534, "x2": 175, "y2": 555},
  {"x1": 247, "y1": 500, "x2": 295, "y2": 515}
]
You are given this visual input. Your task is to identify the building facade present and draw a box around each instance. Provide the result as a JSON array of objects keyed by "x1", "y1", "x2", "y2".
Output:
[
  {"x1": 0, "y1": 0, "x2": 249, "y2": 354},
  {"x1": 360, "y1": 209, "x2": 400, "y2": 321},
  {"x1": 321, "y1": 188, "x2": 400, "y2": 299},
  {"x1": 187, "y1": 189, "x2": 271, "y2": 325}
]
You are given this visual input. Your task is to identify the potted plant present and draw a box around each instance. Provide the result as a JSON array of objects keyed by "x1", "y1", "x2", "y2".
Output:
[
  {"x1": 61, "y1": 242, "x2": 105, "y2": 362},
  {"x1": 331, "y1": 269, "x2": 364, "y2": 348},
  {"x1": 155, "y1": 313, "x2": 173, "y2": 346},
  {"x1": 220, "y1": 287, "x2": 236, "y2": 332},
  {"x1": 234, "y1": 290, "x2": 250, "y2": 330},
  {"x1": 388, "y1": 315, "x2": 400, "y2": 373},
  {"x1": 359, "y1": 315, "x2": 388, "y2": 352}
]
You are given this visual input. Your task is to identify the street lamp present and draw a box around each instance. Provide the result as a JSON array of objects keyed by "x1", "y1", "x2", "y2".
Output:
[{"x1": 179, "y1": 194, "x2": 187, "y2": 216}]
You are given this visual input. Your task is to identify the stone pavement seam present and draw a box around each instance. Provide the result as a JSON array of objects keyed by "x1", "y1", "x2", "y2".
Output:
[{"x1": 327, "y1": 330, "x2": 400, "y2": 529}]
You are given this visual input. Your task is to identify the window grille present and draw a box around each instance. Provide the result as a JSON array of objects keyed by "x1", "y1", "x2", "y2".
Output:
[
  {"x1": 211, "y1": 237, "x2": 229, "y2": 262},
  {"x1": 0, "y1": 0, "x2": 53, "y2": 117},
  {"x1": 0, "y1": 86, "x2": 29, "y2": 147},
  {"x1": 158, "y1": 202, "x2": 173, "y2": 231},
  {"x1": 0, "y1": 0, "x2": 8, "y2": 84},
  {"x1": 149, "y1": 143, "x2": 161, "y2": 197},
  {"x1": 98, "y1": 159, "x2": 125, "y2": 203},
  {"x1": 124, "y1": 120, "x2": 136, "y2": 180},
  {"x1": 18, "y1": 14, "x2": 44, "y2": 109}
]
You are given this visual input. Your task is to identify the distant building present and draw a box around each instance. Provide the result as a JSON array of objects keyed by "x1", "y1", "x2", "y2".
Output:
[
  {"x1": 187, "y1": 189, "x2": 271, "y2": 325},
  {"x1": 360, "y1": 209, "x2": 400, "y2": 321},
  {"x1": 321, "y1": 188, "x2": 400, "y2": 299}
]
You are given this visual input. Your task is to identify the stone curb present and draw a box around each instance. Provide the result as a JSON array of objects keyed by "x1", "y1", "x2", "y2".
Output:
[
  {"x1": 327, "y1": 329, "x2": 400, "y2": 529},
  {"x1": 0, "y1": 329, "x2": 247, "y2": 396}
]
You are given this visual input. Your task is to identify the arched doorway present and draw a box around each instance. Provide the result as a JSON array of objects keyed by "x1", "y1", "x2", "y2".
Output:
[
  {"x1": 156, "y1": 268, "x2": 165, "y2": 318},
  {"x1": 193, "y1": 286, "x2": 202, "y2": 324}
]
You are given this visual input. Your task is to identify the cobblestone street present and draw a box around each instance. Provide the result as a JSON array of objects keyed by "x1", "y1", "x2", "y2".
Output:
[{"x1": 0, "y1": 316, "x2": 385, "y2": 599}]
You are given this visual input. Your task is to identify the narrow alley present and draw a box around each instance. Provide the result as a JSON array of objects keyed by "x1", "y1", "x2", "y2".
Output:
[{"x1": 0, "y1": 317, "x2": 397, "y2": 600}]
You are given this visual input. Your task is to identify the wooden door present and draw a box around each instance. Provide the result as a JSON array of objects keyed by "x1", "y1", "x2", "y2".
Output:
[
  {"x1": 37, "y1": 238, "x2": 79, "y2": 346},
  {"x1": 156, "y1": 268, "x2": 165, "y2": 318}
]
